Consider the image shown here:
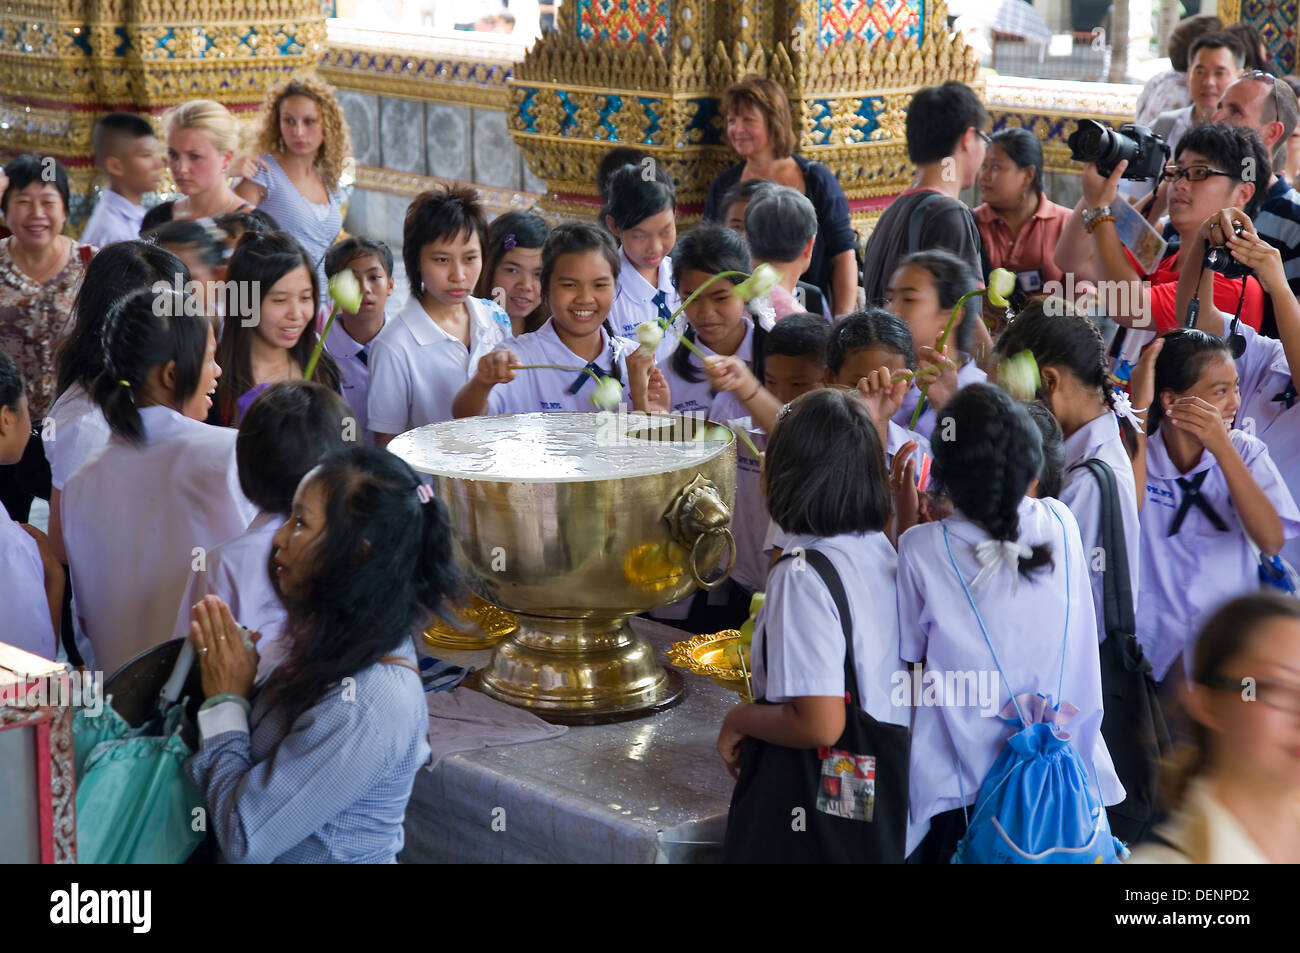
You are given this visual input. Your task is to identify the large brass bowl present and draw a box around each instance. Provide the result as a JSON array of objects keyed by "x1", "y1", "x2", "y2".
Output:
[{"x1": 389, "y1": 411, "x2": 737, "y2": 721}]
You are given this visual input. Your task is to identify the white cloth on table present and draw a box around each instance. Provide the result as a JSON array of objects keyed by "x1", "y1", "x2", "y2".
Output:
[{"x1": 423, "y1": 686, "x2": 568, "y2": 771}]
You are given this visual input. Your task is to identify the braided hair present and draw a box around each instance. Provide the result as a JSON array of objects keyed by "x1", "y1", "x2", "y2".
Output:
[
  {"x1": 931, "y1": 383, "x2": 1054, "y2": 577},
  {"x1": 94, "y1": 286, "x2": 209, "y2": 444}
]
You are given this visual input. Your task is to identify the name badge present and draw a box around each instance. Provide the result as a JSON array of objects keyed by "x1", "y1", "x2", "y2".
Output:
[{"x1": 1016, "y1": 269, "x2": 1043, "y2": 293}]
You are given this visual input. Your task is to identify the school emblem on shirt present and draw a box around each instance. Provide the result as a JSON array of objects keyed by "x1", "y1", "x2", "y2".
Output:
[{"x1": 816, "y1": 748, "x2": 876, "y2": 822}]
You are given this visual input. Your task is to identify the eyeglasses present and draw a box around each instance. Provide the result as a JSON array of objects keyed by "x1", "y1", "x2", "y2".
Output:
[
  {"x1": 1206, "y1": 675, "x2": 1300, "y2": 715},
  {"x1": 1163, "y1": 164, "x2": 1234, "y2": 183},
  {"x1": 975, "y1": 129, "x2": 992, "y2": 146}
]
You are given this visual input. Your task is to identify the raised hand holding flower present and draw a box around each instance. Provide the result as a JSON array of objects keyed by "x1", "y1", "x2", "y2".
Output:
[{"x1": 305, "y1": 269, "x2": 363, "y2": 381}]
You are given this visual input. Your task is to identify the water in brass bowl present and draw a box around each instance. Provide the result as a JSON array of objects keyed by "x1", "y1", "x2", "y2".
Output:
[
  {"x1": 423, "y1": 592, "x2": 519, "y2": 651},
  {"x1": 666, "y1": 630, "x2": 753, "y2": 702},
  {"x1": 389, "y1": 412, "x2": 737, "y2": 722}
]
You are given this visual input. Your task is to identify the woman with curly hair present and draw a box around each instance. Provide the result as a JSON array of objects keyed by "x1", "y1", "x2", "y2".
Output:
[{"x1": 233, "y1": 74, "x2": 351, "y2": 302}]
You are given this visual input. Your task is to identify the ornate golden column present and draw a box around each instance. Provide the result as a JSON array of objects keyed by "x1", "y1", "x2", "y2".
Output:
[
  {"x1": 0, "y1": 0, "x2": 327, "y2": 229},
  {"x1": 507, "y1": 0, "x2": 978, "y2": 232}
]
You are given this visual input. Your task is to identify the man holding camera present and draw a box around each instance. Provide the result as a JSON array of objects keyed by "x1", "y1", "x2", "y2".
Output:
[
  {"x1": 1210, "y1": 72, "x2": 1300, "y2": 324},
  {"x1": 1072, "y1": 123, "x2": 1267, "y2": 337}
]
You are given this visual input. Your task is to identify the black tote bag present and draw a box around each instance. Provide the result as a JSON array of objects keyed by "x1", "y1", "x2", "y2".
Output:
[
  {"x1": 1079, "y1": 458, "x2": 1172, "y2": 845},
  {"x1": 723, "y1": 549, "x2": 910, "y2": 863}
]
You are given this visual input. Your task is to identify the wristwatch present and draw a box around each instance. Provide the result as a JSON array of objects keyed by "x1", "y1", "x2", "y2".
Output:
[{"x1": 1082, "y1": 205, "x2": 1113, "y2": 230}]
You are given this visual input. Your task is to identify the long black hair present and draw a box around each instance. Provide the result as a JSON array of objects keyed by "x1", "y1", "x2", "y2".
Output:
[
  {"x1": 214, "y1": 230, "x2": 339, "y2": 426},
  {"x1": 669, "y1": 222, "x2": 765, "y2": 384},
  {"x1": 932, "y1": 383, "x2": 1054, "y2": 577},
  {"x1": 94, "y1": 286, "x2": 210, "y2": 444},
  {"x1": 1147, "y1": 328, "x2": 1235, "y2": 435},
  {"x1": 993, "y1": 297, "x2": 1139, "y2": 451},
  {"x1": 0, "y1": 349, "x2": 22, "y2": 412},
  {"x1": 988, "y1": 127, "x2": 1044, "y2": 198},
  {"x1": 475, "y1": 210, "x2": 550, "y2": 333},
  {"x1": 263, "y1": 446, "x2": 462, "y2": 725},
  {"x1": 57, "y1": 242, "x2": 190, "y2": 397}
]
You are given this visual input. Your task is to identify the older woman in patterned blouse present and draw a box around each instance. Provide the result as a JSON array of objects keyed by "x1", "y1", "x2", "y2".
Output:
[{"x1": 0, "y1": 155, "x2": 94, "y2": 522}]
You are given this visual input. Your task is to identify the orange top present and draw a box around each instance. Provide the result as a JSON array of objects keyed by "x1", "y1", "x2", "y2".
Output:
[{"x1": 974, "y1": 193, "x2": 1073, "y2": 286}]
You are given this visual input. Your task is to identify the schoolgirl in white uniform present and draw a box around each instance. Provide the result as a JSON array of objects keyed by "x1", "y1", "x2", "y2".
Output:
[
  {"x1": 660, "y1": 223, "x2": 775, "y2": 421},
  {"x1": 898, "y1": 383, "x2": 1122, "y2": 861},
  {"x1": 367, "y1": 185, "x2": 512, "y2": 446},
  {"x1": 601, "y1": 161, "x2": 681, "y2": 359},
  {"x1": 323, "y1": 237, "x2": 395, "y2": 445},
  {"x1": 0, "y1": 352, "x2": 59, "y2": 658},
  {"x1": 886, "y1": 249, "x2": 988, "y2": 441},
  {"x1": 1135, "y1": 329, "x2": 1300, "y2": 684},
  {"x1": 42, "y1": 241, "x2": 188, "y2": 565},
  {"x1": 993, "y1": 301, "x2": 1142, "y2": 645},
  {"x1": 62, "y1": 286, "x2": 255, "y2": 676},
  {"x1": 172, "y1": 381, "x2": 351, "y2": 678},
  {"x1": 718, "y1": 389, "x2": 908, "y2": 777}
]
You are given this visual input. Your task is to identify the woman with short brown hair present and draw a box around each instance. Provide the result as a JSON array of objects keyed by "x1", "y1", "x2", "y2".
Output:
[{"x1": 704, "y1": 75, "x2": 858, "y2": 316}]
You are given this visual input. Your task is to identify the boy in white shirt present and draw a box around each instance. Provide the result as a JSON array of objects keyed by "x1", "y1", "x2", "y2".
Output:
[
  {"x1": 324, "y1": 237, "x2": 394, "y2": 444},
  {"x1": 80, "y1": 113, "x2": 163, "y2": 247}
]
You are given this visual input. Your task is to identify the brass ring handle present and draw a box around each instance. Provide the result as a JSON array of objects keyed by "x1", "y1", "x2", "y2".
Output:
[{"x1": 688, "y1": 527, "x2": 736, "y2": 590}]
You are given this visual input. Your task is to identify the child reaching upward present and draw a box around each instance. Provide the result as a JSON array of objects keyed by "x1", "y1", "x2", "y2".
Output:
[{"x1": 885, "y1": 249, "x2": 987, "y2": 440}]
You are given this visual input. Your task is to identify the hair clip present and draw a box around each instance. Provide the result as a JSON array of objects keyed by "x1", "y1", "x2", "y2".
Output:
[
  {"x1": 503, "y1": 233, "x2": 516, "y2": 251},
  {"x1": 118, "y1": 379, "x2": 132, "y2": 389},
  {"x1": 416, "y1": 483, "x2": 434, "y2": 505}
]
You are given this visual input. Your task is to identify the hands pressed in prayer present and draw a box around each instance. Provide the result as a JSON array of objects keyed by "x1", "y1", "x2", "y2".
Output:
[{"x1": 189, "y1": 595, "x2": 260, "y2": 700}]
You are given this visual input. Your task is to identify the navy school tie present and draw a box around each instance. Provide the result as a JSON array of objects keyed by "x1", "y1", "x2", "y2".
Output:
[
  {"x1": 1273, "y1": 379, "x2": 1297, "y2": 410},
  {"x1": 357, "y1": 347, "x2": 368, "y2": 367},
  {"x1": 651, "y1": 290, "x2": 673, "y2": 326},
  {"x1": 567, "y1": 361, "x2": 604, "y2": 395},
  {"x1": 1167, "y1": 471, "x2": 1230, "y2": 537}
]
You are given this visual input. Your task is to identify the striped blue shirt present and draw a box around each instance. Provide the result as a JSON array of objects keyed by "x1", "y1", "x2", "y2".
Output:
[
  {"x1": 187, "y1": 637, "x2": 430, "y2": 863},
  {"x1": 249, "y1": 154, "x2": 344, "y2": 300},
  {"x1": 1254, "y1": 174, "x2": 1300, "y2": 296}
]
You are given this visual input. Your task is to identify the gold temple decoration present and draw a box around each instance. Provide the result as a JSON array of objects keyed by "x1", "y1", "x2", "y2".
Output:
[
  {"x1": 0, "y1": 0, "x2": 327, "y2": 228},
  {"x1": 507, "y1": 0, "x2": 980, "y2": 232}
]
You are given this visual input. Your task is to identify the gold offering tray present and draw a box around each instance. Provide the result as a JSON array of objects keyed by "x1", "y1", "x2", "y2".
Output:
[
  {"x1": 666, "y1": 630, "x2": 752, "y2": 701},
  {"x1": 423, "y1": 593, "x2": 519, "y2": 651}
]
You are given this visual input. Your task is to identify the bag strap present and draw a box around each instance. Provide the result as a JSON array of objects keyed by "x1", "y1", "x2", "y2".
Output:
[
  {"x1": 941, "y1": 504, "x2": 1072, "y2": 726},
  {"x1": 1077, "y1": 458, "x2": 1136, "y2": 638},
  {"x1": 907, "y1": 191, "x2": 944, "y2": 255},
  {"x1": 772, "y1": 548, "x2": 864, "y2": 707}
]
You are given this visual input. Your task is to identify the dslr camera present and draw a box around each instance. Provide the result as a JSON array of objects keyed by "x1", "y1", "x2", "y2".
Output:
[{"x1": 1067, "y1": 120, "x2": 1169, "y2": 181}]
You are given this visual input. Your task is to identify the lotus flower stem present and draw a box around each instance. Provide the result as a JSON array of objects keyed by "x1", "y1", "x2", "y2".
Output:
[
  {"x1": 304, "y1": 305, "x2": 339, "y2": 382},
  {"x1": 908, "y1": 288, "x2": 983, "y2": 430}
]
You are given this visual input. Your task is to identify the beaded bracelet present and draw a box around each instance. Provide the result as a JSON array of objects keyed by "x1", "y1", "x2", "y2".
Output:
[{"x1": 1084, "y1": 213, "x2": 1116, "y2": 234}]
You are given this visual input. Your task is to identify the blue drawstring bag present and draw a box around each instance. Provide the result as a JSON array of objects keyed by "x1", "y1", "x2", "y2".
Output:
[{"x1": 942, "y1": 510, "x2": 1124, "y2": 864}]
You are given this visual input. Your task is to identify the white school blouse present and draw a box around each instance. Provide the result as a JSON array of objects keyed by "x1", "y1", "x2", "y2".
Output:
[
  {"x1": 661, "y1": 317, "x2": 755, "y2": 417},
  {"x1": 1136, "y1": 427, "x2": 1300, "y2": 682},
  {"x1": 892, "y1": 359, "x2": 987, "y2": 441},
  {"x1": 172, "y1": 510, "x2": 287, "y2": 680},
  {"x1": 62, "y1": 406, "x2": 257, "y2": 676},
  {"x1": 0, "y1": 515, "x2": 57, "y2": 658},
  {"x1": 753, "y1": 531, "x2": 908, "y2": 731},
  {"x1": 325, "y1": 315, "x2": 385, "y2": 445},
  {"x1": 1059, "y1": 409, "x2": 1141, "y2": 645},
  {"x1": 42, "y1": 383, "x2": 110, "y2": 491},
  {"x1": 487, "y1": 318, "x2": 637, "y2": 414},
  {"x1": 607, "y1": 250, "x2": 681, "y2": 350},
  {"x1": 1234, "y1": 322, "x2": 1300, "y2": 568},
  {"x1": 366, "y1": 294, "x2": 512, "y2": 436},
  {"x1": 898, "y1": 496, "x2": 1123, "y2": 855}
]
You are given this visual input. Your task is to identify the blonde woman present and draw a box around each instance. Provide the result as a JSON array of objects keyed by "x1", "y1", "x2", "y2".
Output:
[
  {"x1": 233, "y1": 74, "x2": 351, "y2": 299},
  {"x1": 141, "y1": 100, "x2": 254, "y2": 232}
]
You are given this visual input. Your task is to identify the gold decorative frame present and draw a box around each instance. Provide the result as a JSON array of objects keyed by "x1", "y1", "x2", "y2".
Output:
[{"x1": 319, "y1": 43, "x2": 515, "y2": 109}]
